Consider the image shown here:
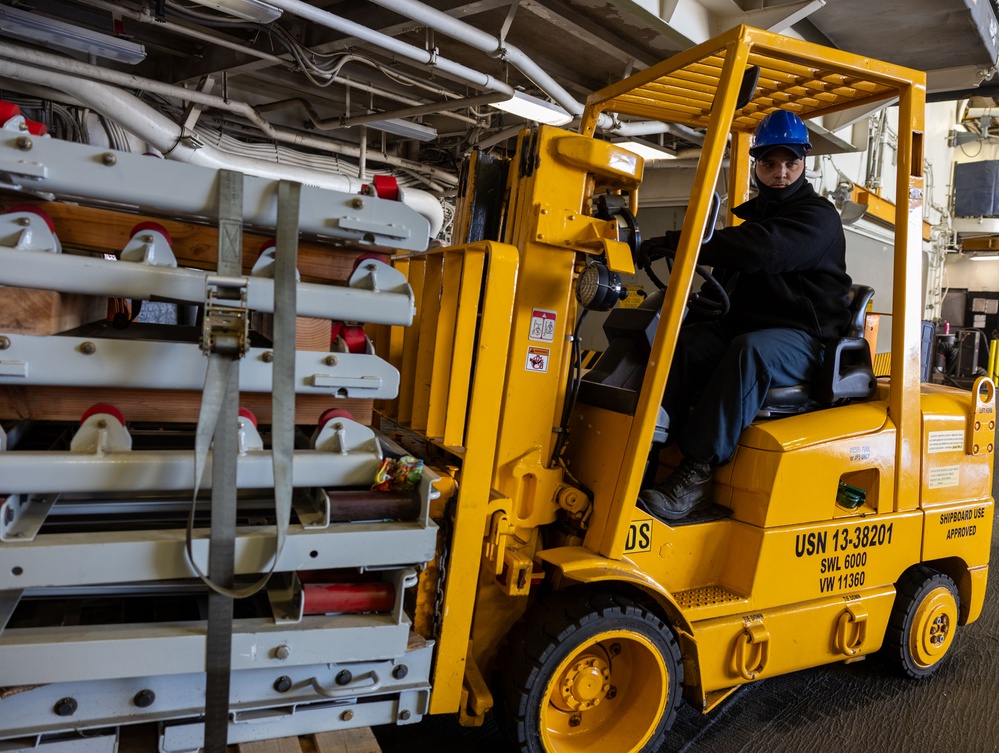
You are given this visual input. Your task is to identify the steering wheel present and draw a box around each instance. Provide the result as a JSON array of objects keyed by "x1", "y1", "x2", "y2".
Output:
[{"x1": 640, "y1": 191, "x2": 730, "y2": 317}]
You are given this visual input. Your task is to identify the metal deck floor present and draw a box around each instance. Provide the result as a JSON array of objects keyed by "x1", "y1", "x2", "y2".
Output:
[{"x1": 377, "y1": 524, "x2": 999, "y2": 753}]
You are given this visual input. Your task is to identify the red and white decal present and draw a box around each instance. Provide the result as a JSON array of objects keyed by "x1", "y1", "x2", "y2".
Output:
[
  {"x1": 529, "y1": 308, "x2": 557, "y2": 343},
  {"x1": 525, "y1": 346, "x2": 550, "y2": 373}
]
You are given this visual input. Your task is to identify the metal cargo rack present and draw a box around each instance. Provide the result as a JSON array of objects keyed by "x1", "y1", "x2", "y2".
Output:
[{"x1": 0, "y1": 134, "x2": 439, "y2": 752}]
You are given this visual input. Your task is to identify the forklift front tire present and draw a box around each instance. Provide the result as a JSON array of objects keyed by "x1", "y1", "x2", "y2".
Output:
[
  {"x1": 883, "y1": 565, "x2": 960, "y2": 679},
  {"x1": 498, "y1": 588, "x2": 682, "y2": 753}
]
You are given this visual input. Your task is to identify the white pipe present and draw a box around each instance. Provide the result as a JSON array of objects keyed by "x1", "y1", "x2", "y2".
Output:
[
  {"x1": 362, "y1": 0, "x2": 582, "y2": 115},
  {"x1": 358, "y1": 0, "x2": 682, "y2": 136},
  {"x1": 0, "y1": 42, "x2": 458, "y2": 187},
  {"x1": 82, "y1": 0, "x2": 484, "y2": 129},
  {"x1": 0, "y1": 59, "x2": 445, "y2": 236},
  {"x1": 260, "y1": 0, "x2": 515, "y2": 99}
]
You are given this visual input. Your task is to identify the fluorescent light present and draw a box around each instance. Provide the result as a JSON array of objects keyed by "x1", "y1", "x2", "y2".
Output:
[
  {"x1": 188, "y1": 0, "x2": 282, "y2": 23},
  {"x1": 0, "y1": 6, "x2": 145, "y2": 64},
  {"x1": 490, "y1": 92, "x2": 572, "y2": 126},
  {"x1": 361, "y1": 114, "x2": 437, "y2": 142},
  {"x1": 970, "y1": 254, "x2": 999, "y2": 261},
  {"x1": 613, "y1": 139, "x2": 677, "y2": 161}
]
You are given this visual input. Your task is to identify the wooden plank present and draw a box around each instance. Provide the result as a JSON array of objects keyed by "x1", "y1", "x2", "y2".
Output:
[
  {"x1": 252, "y1": 314, "x2": 332, "y2": 352},
  {"x1": 0, "y1": 385, "x2": 372, "y2": 425},
  {"x1": 239, "y1": 736, "x2": 305, "y2": 753},
  {"x1": 313, "y1": 728, "x2": 382, "y2": 753},
  {"x1": 0, "y1": 288, "x2": 106, "y2": 335},
  {"x1": 0, "y1": 199, "x2": 365, "y2": 285}
]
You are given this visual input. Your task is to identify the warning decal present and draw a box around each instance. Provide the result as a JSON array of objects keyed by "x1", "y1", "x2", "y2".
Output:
[
  {"x1": 928, "y1": 465, "x2": 960, "y2": 489},
  {"x1": 529, "y1": 308, "x2": 557, "y2": 343},
  {"x1": 526, "y1": 346, "x2": 550, "y2": 373},
  {"x1": 927, "y1": 430, "x2": 964, "y2": 454}
]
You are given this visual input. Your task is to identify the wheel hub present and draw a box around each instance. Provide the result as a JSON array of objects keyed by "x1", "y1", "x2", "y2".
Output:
[
  {"x1": 911, "y1": 586, "x2": 958, "y2": 667},
  {"x1": 921, "y1": 609, "x2": 951, "y2": 656},
  {"x1": 555, "y1": 654, "x2": 611, "y2": 712}
]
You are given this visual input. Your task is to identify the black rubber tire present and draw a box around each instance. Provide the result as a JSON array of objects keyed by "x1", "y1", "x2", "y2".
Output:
[
  {"x1": 882, "y1": 565, "x2": 960, "y2": 679},
  {"x1": 497, "y1": 588, "x2": 683, "y2": 753}
]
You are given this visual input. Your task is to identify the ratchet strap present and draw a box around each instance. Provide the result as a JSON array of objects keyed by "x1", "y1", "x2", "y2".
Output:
[
  {"x1": 190, "y1": 174, "x2": 301, "y2": 753},
  {"x1": 201, "y1": 168, "x2": 243, "y2": 753},
  {"x1": 186, "y1": 179, "x2": 300, "y2": 596}
]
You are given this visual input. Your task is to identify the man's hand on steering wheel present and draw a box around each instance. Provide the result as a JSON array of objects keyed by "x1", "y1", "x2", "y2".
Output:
[{"x1": 638, "y1": 230, "x2": 681, "y2": 267}]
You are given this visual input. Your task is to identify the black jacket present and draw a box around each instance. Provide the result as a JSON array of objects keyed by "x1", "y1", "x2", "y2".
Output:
[{"x1": 661, "y1": 180, "x2": 851, "y2": 340}]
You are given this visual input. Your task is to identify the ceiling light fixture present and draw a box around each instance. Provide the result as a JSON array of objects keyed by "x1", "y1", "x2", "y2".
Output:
[
  {"x1": 360, "y1": 117, "x2": 438, "y2": 142},
  {"x1": 970, "y1": 254, "x2": 999, "y2": 261},
  {"x1": 188, "y1": 0, "x2": 282, "y2": 23},
  {"x1": 613, "y1": 139, "x2": 677, "y2": 162},
  {"x1": 490, "y1": 92, "x2": 573, "y2": 126},
  {"x1": 0, "y1": 6, "x2": 146, "y2": 64}
]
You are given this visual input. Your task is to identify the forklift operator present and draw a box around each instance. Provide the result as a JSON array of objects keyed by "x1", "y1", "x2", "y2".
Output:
[{"x1": 637, "y1": 110, "x2": 852, "y2": 522}]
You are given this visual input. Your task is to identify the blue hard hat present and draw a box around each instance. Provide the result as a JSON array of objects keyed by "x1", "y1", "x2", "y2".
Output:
[{"x1": 750, "y1": 110, "x2": 811, "y2": 158}]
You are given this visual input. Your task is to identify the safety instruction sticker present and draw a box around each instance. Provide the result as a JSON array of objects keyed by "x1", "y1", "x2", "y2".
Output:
[
  {"x1": 529, "y1": 308, "x2": 557, "y2": 343},
  {"x1": 927, "y1": 430, "x2": 964, "y2": 454},
  {"x1": 928, "y1": 465, "x2": 961, "y2": 489},
  {"x1": 526, "y1": 346, "x2": 550, "y2": 373}
]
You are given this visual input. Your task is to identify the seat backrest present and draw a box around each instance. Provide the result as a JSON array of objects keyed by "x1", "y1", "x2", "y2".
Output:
[
  {"x1": 812, "y1": 283, "x2": 877, "y2": 404},
  {"x1": 760, "y1": 283, "x2": 876, "y2": 415},
  {"x1": 844, "y1": 284, "x2": 875, "y2": 339}
]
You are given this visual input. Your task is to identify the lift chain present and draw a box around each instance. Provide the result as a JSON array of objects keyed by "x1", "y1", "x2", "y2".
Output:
[{"x1": 431, "y1": 496, "x2": 457, "y2": 642}]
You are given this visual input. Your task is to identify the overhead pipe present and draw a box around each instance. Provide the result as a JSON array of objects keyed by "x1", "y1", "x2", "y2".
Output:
[
  {"x1": 0, "y1": 59, "x2": 445, "y2": 236},
  {"x1": 0, "y1": 42, "x2": 457, "y2": 184},
  {"x1": 358, "y1": 0, "x2": 689, "y2": 138},
  {"x1": 361, "y1": 0, "x2": 584, "y2": 115},
  {"x1": 256, "y1": 0, "x2": 515, "y2": 99},
  {"x1": 258, "y1": 93, "x2": 502, "y2": 132},
  {"x1": 79, "y1": 0, "x2": 482, "y2": 128},
  {"x1": 335, "y1": 93, "x2": 507, "y2": 130}
]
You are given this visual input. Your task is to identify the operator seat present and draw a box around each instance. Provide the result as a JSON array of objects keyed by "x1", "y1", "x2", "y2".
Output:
[
  {"x1": 577, "y1": 284, "x2": 877, "y2": 421},
  {"x1": 756, "y1": 284, "x2": 876, "y2": 417}
]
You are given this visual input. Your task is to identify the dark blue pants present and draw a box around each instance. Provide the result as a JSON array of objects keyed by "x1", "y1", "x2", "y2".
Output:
[{"x1": 662, "y1": 320, "x2": 822, "y2": 465}]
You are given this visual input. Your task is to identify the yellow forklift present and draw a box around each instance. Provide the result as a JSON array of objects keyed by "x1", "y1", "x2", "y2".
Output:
[{"x1": 375, "y1": 25, "x2": 995, "y2": 753}]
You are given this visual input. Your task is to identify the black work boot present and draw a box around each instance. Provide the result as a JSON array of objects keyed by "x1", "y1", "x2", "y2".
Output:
[{"x1": 637, "y1": 457, "x2": 713, "y2": 521}]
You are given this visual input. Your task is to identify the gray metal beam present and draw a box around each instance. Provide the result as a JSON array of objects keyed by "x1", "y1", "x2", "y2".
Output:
[
  {"x1": 0, "y1": 614, "x2": 417, "y2": 684},
  {"x1": 0, "y1": 334, "x2": 399, "y2": 397},
  {"x1": 0, "y1": 248, "x2": 414, "y2": 325},
  {"x1": 0, "y1": 135, "x2": 430, "y2": 251},
  {"x1": 0, "y1": 448, "x2": 383, "y2": 495},
  {"x1": 0, "y1": 520, "x2": 438, "y2": 590}
]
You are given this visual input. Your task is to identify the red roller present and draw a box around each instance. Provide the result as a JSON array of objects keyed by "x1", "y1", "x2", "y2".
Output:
[
  {"x1": 0, "y1": 101, "x2": 21, "y2": 124},
  {"x1": 9, "y1": 204, "x2": 55, "y2": 233},
  {"x1": 238, "y1": 407, "x2": 258, "y2": 427},
  {"x1": 351, "y1": 251, "x2": 391, "y2": 270},
  {"x1": 80, "y1": 403, "x2": 126, "y2": 426},
  {"x1": 130, "y1": 221, "x2": 173, "y2": 247},
  {"x1": 317, "y1": 408, "x2": 355, "y2": 428},
  {"x1": 329, "y1": 321, "x2": 368, "y2": 353},
  {"x1": 372, "y1": 174, "x2": 399, "y2": 201},
  {"x1": 24, "y1": 119, "x2": 48, "y2": 136},
  {"x1": 302, "y1": 583, "x2": 395, "y2": 614}
]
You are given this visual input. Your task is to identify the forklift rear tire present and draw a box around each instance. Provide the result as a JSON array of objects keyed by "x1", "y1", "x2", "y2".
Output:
[
  {"x1": 498, "y1": 588, "x2": 682, "y2": 753},
  {"x1": 883, "y1": 565, "x2": 960, "y2": 679}
]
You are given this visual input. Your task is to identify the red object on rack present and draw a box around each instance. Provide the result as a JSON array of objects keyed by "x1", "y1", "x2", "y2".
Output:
[
  {"x1": 80, "y1": 403, "x2": 126, "y2": 426},
  {"x1": 130, "y1": 221, "x2": 173, "y2": 246},
  {"x1": 302, "y1": 583, "x2": 395, "y2": 614},
  {"x1": 8, "y1": 204, "x2": 56, "y2": 233},
  {"x1": 372, "y1": 175, "x2": 399, "y2": 201},
  {"x1": 0, "y1": 101, "x2": 20, "y2": 124},
  {"x1": 329, "y1": 321, "x2": 368, "y2": 353}
]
